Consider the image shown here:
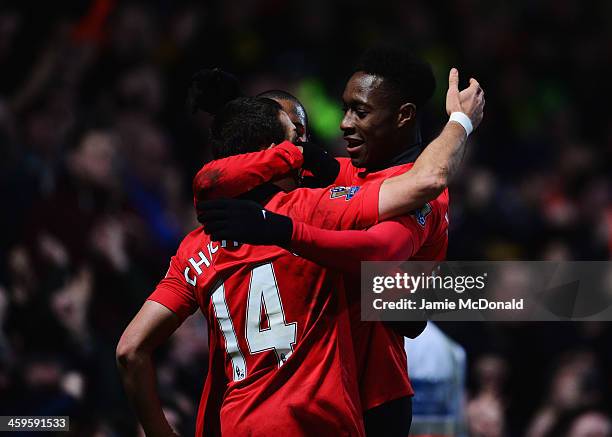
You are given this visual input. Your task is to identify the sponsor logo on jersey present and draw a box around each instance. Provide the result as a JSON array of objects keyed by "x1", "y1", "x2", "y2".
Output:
[
  {"x1": 412, "y1": 203, "x2": 432, "y2": 227},
  {"x1": 330, "y1": 186, "x2": 360, "y2": 201}
]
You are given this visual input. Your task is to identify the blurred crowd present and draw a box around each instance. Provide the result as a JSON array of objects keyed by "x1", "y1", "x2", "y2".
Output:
[{"x1": 0, "y1": 1, "x2": 610, "y2": 435}]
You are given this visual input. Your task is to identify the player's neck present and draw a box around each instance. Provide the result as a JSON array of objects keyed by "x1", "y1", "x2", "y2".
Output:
[
  {"x1": 393, "y1": 126, "x2": 422, "y2": 164},
  {"x1": 366, "y1": 128, "x2": 423, "y2": 172}
]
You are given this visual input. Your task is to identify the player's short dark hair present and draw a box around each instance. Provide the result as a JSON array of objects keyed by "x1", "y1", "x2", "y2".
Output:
[
  {"x1": 257, "y1": 89, "x2": 308, "y2": 127},
  {"x1": 354, "y1": 45, "x2": 436, "y2": 108},
  {"x1": 257, "y1": 89, "x2": 299, "y2": 104},
  {"x1": 187, "y1": 68, "x2": 286, "y2": 158},
  {"x1": 210, "y1": 97, "x2": 286, "y2": 159}
]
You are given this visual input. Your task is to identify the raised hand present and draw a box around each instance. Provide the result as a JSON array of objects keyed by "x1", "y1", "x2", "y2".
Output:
[{"x1": 446, "y1": 68, "x2": 485, "y2": 130}]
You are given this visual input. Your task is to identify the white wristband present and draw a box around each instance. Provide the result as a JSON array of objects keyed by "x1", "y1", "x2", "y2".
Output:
[{"x1": 449, "y1": 112, "x2": 473, "y2": 136}]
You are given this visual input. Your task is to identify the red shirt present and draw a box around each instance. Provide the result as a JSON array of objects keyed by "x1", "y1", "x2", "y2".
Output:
[
  {"x1": 191, "y1": 143, "x2": 449, "y2": 411},
  {"x1": 149, "y1": 177, "x2": 381, "y2": 436},
  {"x1": 330, "y1": 158, "x2": 449, "y2": 410}
]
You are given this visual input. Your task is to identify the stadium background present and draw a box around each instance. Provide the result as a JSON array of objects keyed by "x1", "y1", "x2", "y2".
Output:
[{"x1": 0, "y1": 0, "x2": 610, "y2": 435}]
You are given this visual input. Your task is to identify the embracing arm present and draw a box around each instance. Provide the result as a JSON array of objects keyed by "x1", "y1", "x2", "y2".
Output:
[
  {"x1": 192, "y1": 141, "x2": 304, "y2": 201},
  {"x1": 195, "y1": 68, "x2": 483, "y2": 217},
  {"x1": 116, "y1": 301, "x2": 181, "y2": 437},
  {"x1": 285, "y1": 68, "x2": 480, "y2": 265},
  {"x1": 198, "y1": 68, "x2": 482, "y2": 262},
  {"x1": 290, "y1": 219, "x2": 421, "y2": 274},
  {"x1": 378, "y1": 121, "x2": 463, "y2": 220},
  {"x1": 378, "y1": 68, "x2": 484, "y2": 219}
]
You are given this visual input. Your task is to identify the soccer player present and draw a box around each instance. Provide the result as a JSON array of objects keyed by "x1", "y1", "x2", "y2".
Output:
[
  {"x1": 118, "y1": 96, "x2": 369, "y2": 436},
  {"x1": 117, "y1": 66, "x2": 482, "y2": 436},
  {"x1": 116, "y1": 86, "x2": 478, "y2": 436},
  {"x1": 195, "y1": 47, "x2": 484, "y2": 436}
]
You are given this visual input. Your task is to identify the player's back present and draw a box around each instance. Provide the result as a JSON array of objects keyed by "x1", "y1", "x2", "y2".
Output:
[
  {"x1": 208, "y1": 253, "x2": 361, "y2": 436},
  {"x1": 158, "y1": 178, "x2": 381, "y2": 435},
  {"x1": 185, "y1": 189, "x2": 366, "y2": 436}
]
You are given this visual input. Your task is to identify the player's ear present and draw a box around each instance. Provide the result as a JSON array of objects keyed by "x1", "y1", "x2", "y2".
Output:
[{"x1": 397, "y1": 103, "x2": 416, "y2": 128}]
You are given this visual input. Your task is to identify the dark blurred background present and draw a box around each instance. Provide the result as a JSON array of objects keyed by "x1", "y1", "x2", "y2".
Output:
[{"x1": 0, "y1": 0, "x2": 610, "y2": 435}]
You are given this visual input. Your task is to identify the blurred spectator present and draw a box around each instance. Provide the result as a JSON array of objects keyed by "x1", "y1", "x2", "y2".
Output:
[
  {"x1": 543, "y1": 407, "x2": 612, "y2": 437},
  {"x1": 527, "y1": 350, "x2": 606, "y2": 437},
  {"x1": 466, "y1": 354, "x2": 509, "y2": 437}
]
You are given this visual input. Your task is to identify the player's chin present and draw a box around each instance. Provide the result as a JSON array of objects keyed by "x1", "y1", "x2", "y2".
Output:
[{"x1": 349, "y1": 150, "x2": 367, "y2": 168}]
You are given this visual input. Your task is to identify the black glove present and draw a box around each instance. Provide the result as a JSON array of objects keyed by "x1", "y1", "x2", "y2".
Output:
[
  {"x1": 197, "y1": 199, "x2": 293, "y2": 246},
  {"x1": 298, "y1": 141, "x2": 340, "y2": 188}
]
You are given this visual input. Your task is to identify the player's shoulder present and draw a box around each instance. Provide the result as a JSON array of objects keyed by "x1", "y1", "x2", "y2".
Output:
[
  {"x1": 175, "y1": 227, "x2": 208, "y2": 258},
  {"x1": 267, "y1": 188, "x2": 322, "y2": 212},
  {"x1": 393, "y1": 188, "x2": 448, "y2": 229},
  {"x1": 335, "y1": 157, "x2": 354, "y2": 169},
  {"x1": 391, "y1": 162, "x2": 415, "y2": 173},
  {"x1": 358, "y1": 162, "x2": 415, "y2": 183},
  {"x1": 376, "y1": 162, "x2": 415, "y2": 177},
  {"x1": 283, "y1": 183, "x2": 365, "y2": 205},
  {"x1": 335, "y1": 157, "x2": 360, "y2": 179}
]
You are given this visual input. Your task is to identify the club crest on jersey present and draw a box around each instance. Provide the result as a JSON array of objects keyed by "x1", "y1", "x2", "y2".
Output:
[
  {"x1": 330, "y1": 186, "x2": 360, "y2": 201},
  {"x1": 412, "y1": 203, "x2": 432, "y2": 227}
]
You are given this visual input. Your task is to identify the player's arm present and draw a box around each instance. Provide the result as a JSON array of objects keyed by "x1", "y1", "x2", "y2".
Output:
[
  {"x1": 379, "y1": 123, "x2": 461, "y2": 219},
  {"x1": 194, "y1": 68, "x2": 482, "y2": 213},
  {"x1": 291, "y1": 219, "x2": 421, "y2": 274},
  {"x1": 116, "y1": 300, "x2": 181, "y2": 437},
  {"x1": 192, "y1": 139, "x2": 341, "y2": 201},
  {"x1": 192, "y1": 141, "x2": 304, "y2": 201},
  {"x1": 117, "y1": 250, "x2": 198, "y2": 437},
  {"x1": 198, "y1": 187, "x2": 437, "y2": 275},
  {"x1": 378, "y1": 68, "x2": 483, "y2": 218}
]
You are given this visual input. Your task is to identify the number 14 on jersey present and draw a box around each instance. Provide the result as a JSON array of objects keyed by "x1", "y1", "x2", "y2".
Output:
[{"x1": 211, "y1": 263, "x2": 297, "y2": 381}]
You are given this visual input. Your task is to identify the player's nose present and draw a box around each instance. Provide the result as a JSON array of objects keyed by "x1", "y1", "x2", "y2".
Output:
[{"x1": 340, "y1": 112, "x2": 355, "y2": 133}]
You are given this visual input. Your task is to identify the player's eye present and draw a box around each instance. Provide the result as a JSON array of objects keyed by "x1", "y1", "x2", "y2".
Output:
[{"x1": 356, "y1": 110, "x2": 368, "y2": 119}]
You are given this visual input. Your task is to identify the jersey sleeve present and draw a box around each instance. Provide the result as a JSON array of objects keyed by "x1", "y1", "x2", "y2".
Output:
[
  {"x1": 283, "y1": 179, "x2": 382, "y2": 231},
  {"x1": 192, "y1": 141, "x2": 304, "y2": 202},
  {"x1": 147, "y1": 254, "x2": 199, "y2": 323},
  {"x1": 289, "y1": 199, "x2": 442, "y2": 274}
]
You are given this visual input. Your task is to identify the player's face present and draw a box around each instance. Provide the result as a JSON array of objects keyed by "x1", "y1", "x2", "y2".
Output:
[
  {"x1": 275, "y1": 98, "x2": 308, "y2": 142},
  {"x1": 341, "y1": 72, "x2": 400, "y2": 169},
  {"x1": 278, "y1": 110, "x2": 299, "y2": 144}
]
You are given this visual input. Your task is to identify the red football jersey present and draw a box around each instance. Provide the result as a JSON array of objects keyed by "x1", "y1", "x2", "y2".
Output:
[
  {"x1": 148, "y1": 181, "x2": 381, "y2": 436},
  {"x1": 332, "y1": 158, "x2": 449, "y2": 410},
  {"x1": 191, "y1": 145, "x2": 449, "y2": 412}
]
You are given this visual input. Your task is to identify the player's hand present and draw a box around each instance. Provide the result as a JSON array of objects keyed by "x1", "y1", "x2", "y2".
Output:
[
  {"x1": 196, "y1": 199, "x2": 293, "y2": 247},
  {"x1": 446, "y1": 67, "x2": 485, "y2": 130},
  {"x1": 297, "y1": 141, "x2": 340, "y2": 186}
]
